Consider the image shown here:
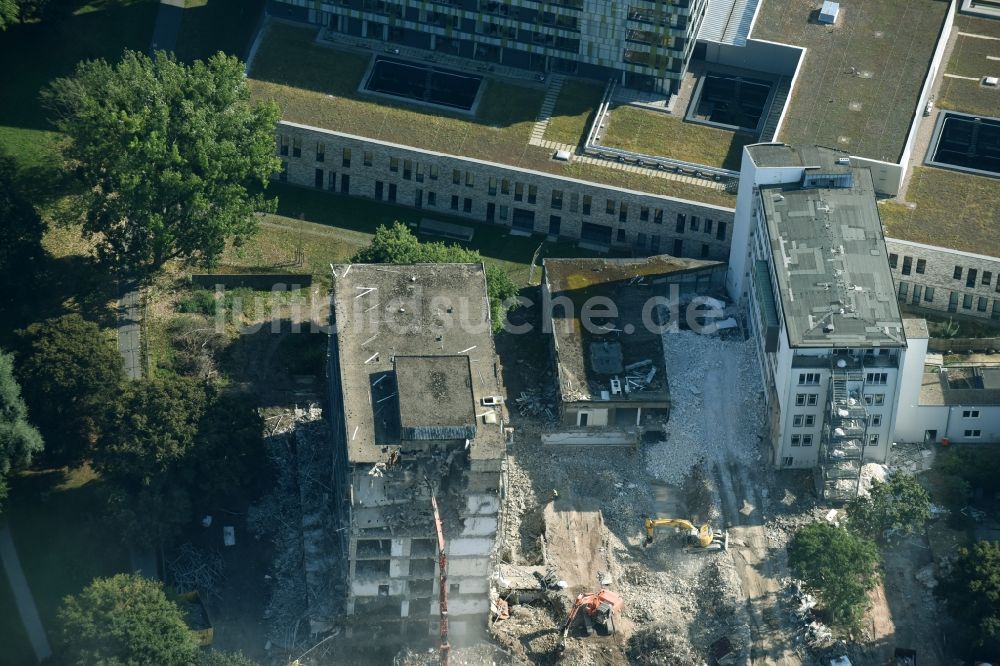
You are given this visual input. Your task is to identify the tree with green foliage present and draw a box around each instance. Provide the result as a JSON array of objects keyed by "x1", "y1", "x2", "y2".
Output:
[
  {"x1": 56, "y1": 574, "x2": 197, "y2": 666},
  {"x1": 42, "y1": 50, "x2": 280, "y2": 273},
  {"x1": 200, "y1": 650, "x2": 260, "y2": 666},
  {"x1": 0, "y1": 349, "x2": 43, "y2": 509},
  {"x1": 94, "y1": 375, "x2": 208, "y2": 484},
  {"x1": 937, "y1": 540, "x2": 1000, "y2": 657},
  {"x1": 94, "y1": 375, "x2": 208, "y2": 544},
  {"x1": 352, "y1": 223, "x2": 519, "y2": 332},
  {"x1": 937, "y1": 445, "x2": 1000, "y2": 498},
  {"x1": 787, "y1": 522, "x2": 881, "y2": 626},
  {"x1": 95, "y1": 378, "x2": 267, "y2": 545},
  {"x1": 0, "y1": 0, "x2": 16, "y2": 30},
  {"x1": 846, "y1": 472, "x2": 931, "y2": 543},
  {"x1": 187, "y1": 391, "x2": 268, "y2": 506},
  {"x1": 15, "y1": 314, "x2": 123, "y2": 465},
  {"x1": 0, "y1": 155, "x2": 45, "y2": 308}
]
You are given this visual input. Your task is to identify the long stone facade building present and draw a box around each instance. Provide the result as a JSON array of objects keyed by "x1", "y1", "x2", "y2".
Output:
[
  {"x1": 277, "y1": 120, "x2": 735, "y2": 261},
  {"x1": 268, "y1": 0, "x2": 707, "y2": 93},
  {"x1": 887, "y1": 238, "x2": 1000, "y2": 324}
]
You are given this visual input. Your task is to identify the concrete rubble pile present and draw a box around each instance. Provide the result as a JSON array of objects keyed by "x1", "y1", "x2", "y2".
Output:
[
  {"x1": 858, "y1": 462, "x2": 888, "y2": 497},
  {"x1": 513, "y1": 387, "x2": 558, "y2": 423},
  {"x1": 248, "y1": 405, "x2": 338, "y2": 649},
  {"x1": 790, "y1": 579, "x2": 834, "y2": 649},
  {"x1": 645, "y1": 330, "x2": 765, "y2": 485}
]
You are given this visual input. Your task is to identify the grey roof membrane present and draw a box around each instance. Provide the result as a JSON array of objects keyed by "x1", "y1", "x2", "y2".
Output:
[
  {"x1": 331, "y1": 263, "x2": 505, "y2": 464},
  {"x1": 757, "y1": 163, "x2": 905, "y2": 348}
]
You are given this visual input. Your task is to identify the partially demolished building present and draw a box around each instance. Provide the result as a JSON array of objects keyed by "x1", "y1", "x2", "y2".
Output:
[
  {"x1": 327, "y1": 263, "x2": 505, "y2": 638},
  {"x1": 541, "y1": 255, "x2": 726, "y2": 446}
]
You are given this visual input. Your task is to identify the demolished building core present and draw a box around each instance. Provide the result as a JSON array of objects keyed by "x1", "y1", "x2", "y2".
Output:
[
  {"x1": 542, "y1": 255, "x2": 727, "y2": 444},
  {"x1": 327, "y1": 263, "x2": 505, "y2": 639}
]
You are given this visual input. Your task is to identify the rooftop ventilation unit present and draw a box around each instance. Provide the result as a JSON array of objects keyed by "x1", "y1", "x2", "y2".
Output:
[{"x1": 819, "y1": 1, "x2": 839, "y2": 24}]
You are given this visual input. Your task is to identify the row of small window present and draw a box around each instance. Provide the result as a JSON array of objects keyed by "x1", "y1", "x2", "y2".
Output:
[
  {"x1": 278, "y1": 137, "x2": 729, "y2": 236},
  {"x1": 897, "y1": 282, "x2": 936, "y2": 304},
  {"x1": 794, "y1": 392, "x2": 886, "y2": 414},
  {"x1": 964, "y1": 429, "x2": 983, "y2": 438},
  {"x1": 890, "y1": 254, "x2": 1000, "y2": 293},
  {"x1": 888, "y1": 253, "x2": 926, "y2": 276},
  {"x1": 900, "y1": 281, "x2": 1000, "y2": 318},
  {"x1": 791, "y1": 414, "x2": 816, "y2": 427},
  {"x1": 280, "y1": 138, "x2": 365, "y2": 169},
  {"x1": 797, "y1": 371, "x2": 888, "y2": 385},
  {"x1": 801, "y1": 431, "x2": 880, "y2": 446},
  {"x1": 675, "y1": 214, "x2": 726, "y2": 241},
  {"x1": 962, "y1": 409, "x2": 981, "y2": 418},
  {"x1": 824, "y1": 434, "x2": 883, "y2": 447},
  {"x1": 953, "y1": 265, "x2": 1000, "y2": 291}
]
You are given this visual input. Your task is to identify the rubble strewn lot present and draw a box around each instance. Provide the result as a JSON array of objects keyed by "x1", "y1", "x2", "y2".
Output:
[{"x1": 485, "y1": 323, "x2": 951, "y2": 665}]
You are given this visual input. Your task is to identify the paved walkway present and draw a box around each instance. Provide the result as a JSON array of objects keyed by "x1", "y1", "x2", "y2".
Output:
[
  {"x1": 118, "y1": 281, "x2": 143, "y2": 380},
  {"x1": 0, "y1": 526, "x2": 52, "y2": 661},
  {"x1": 529, "y1": 75, "x2": 567, "y2": 146}
]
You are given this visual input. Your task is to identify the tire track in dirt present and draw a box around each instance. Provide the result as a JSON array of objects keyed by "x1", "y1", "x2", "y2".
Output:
[{"x1": 727, "y1": 463, "x2": 802, "y2": 665}]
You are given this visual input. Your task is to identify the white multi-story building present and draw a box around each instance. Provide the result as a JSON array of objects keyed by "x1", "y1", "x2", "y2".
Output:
[{"x1": 728, "y1": 143, "x2": 917, "y2": 500}]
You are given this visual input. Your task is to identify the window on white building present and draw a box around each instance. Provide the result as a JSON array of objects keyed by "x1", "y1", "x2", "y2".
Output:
[
  {"x1": 799, "y1": 373, "x2": 820, "y2": 385},
  {"x1": 795, "y1": 394, "x2": 806, "y2": 406},
  {"x1": 869, "y1": 434, "x2": 879, "y2": 446},
  {"x1": 790, "y1": 435, "x2": 801, "y2": 446},
  {"x1": 964, "y1": 429, "x2": 982, "y2": 438},
  {"x1": 864, "y1": 394, "x2": 885, "y2": 406},
  {"x1": 866, "y1": 372, "x2": 888, "y2": 385},
  {"x1": 962, "y1": 409, "x2": 980, "y2": 418},
  {"x1": 807, "y1": 394, "x2": 818, "y2": 406},
  {"x1": 793, "y1": 415, "x2": 803, "y2": 427},
  {"x1": 802, "y1": 435, "x2": 813, "y2": 446},
  {"x1": 869, "y1": 414, "x2": 882, "y2": 427},
  {"x1": 805, "y1": 415, "x2": 815, "y2": 427}
]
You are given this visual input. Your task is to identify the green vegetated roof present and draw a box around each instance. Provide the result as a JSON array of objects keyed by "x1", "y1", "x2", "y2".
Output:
[
  {"x1": 752, "y1": 0, "x2": 949, "y2": 162},
  {"x1": 248, "y1": 22, "x2": 736, "y2": 207}
]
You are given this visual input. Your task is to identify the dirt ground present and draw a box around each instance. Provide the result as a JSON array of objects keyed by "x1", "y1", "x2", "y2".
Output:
[{"x1": 486, "y1": 320, "x2": 956, "y2": 666}]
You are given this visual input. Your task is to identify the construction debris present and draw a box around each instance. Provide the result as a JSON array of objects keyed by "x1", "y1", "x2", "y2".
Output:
[
  {"x1": 247, "y1": 404, "x2": 337, "y2": 649},
  {"x1": 645, "y1": 330, "x2": 765, "y2": 485},
  {"x1": 166, "y1": 543, "x2": 225, "y2": 598},
  {"x1": 513, "y1": 387, "x2": 558, "y2": 422}
]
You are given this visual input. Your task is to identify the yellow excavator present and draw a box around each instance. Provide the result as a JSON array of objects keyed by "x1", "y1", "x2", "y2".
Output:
[{"x1": 644, "y1": 517, "x2": 728, "y2": 551}]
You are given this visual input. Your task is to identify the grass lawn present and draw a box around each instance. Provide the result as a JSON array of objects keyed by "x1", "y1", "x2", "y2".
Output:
[
  {"x1": 0, "y1": 0, "x2": 157, "y2": 180},
  {"x1": 544, "y1": 80, "x2": 604, "y2": 147},
  {"x1": 174, "y1": 0, "x2": 266, "y2": 62},
  {"x1": 266, "y1": 183, "x2": 611, "y2": 286},
  {"x1": 752, "y1": 0, "x2": 948, "y2": 162},
  {"x1": 0, "y1": 467, "x2": 129, "y2": 658},
  {"x1": 879, "y1": 166, "x2": 1000, "y2": 257},
  {"x1": 250, "y1": 24, "x2": 735, "y2": 207},
  {"x1": 601, "y1": 105, "x2": 753, "y2": 170}
]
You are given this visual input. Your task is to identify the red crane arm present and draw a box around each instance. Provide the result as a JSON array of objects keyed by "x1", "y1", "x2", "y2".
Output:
[{"x1": 430, "y1": 496, "x2": 450, "y2": 666}]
